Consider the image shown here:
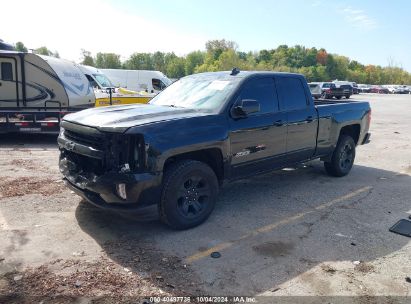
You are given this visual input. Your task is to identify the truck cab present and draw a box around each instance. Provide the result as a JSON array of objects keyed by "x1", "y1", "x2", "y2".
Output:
[{"x1": 78, "y1": 65, "x2": 114, "y2": 90}]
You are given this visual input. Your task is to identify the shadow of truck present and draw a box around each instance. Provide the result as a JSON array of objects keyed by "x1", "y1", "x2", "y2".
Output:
[{"x1": 74, "y1": 161, "x2": 411, "y2": 297}]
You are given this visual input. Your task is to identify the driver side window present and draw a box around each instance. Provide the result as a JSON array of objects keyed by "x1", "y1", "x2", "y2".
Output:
[
  {"x1": 86, "y1": 75, "x2": 99, "y2": 89},
  {"x1": 237, "y1": 77, "x2": 278, "y2": 115}
]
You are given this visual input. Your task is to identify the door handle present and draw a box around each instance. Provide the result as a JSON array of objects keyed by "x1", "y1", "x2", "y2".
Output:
[
  {"x1": 306, "y1": 116, "x2": 313, "y2": 122},
  {"x1": 273, "y1": 119, "x2": 283, "y2": 126}
]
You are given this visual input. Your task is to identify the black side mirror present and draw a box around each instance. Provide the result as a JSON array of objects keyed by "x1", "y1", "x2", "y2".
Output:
[{"x1": 233, "y1": 99, "x2": 260, "y2": 117}]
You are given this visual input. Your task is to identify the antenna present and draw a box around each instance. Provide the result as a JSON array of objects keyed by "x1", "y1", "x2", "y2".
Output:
[{"x1": 230, "y1": 67, "x2": 240, "y2": 76}]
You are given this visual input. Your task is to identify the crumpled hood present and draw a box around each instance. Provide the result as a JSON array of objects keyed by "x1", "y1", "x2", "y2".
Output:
[{"x1": 63, "y1": 104, "x2": 210, "y2": 132}]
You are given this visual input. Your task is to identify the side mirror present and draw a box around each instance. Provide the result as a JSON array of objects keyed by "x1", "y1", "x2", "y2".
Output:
[{"x1": 232, "y1": 99, "x2": 260, "y2": 117}]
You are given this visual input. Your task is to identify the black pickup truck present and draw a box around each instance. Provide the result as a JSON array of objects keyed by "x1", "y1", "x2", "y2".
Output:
[
  {"x1": 58, "y1": 70, "x2": 371, "y2": 229},
  {"x1": 317, "y1": 82, "x2": 350, "y2": 99}
]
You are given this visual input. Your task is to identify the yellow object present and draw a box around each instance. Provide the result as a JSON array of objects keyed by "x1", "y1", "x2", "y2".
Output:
[
  {"x1": 118, "y1": 87, "x2": 149, "y2": 95},
  {"x1": 95, "y1": 96, "x2": 152, "y2": 107}
]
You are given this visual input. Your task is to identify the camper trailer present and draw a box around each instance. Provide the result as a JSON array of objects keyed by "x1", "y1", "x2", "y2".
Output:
[
  {"x1": 0, "y1": 51, "x2": 95, "y2": 133},
  {"x1": 101, "y1": 69, "x2": 172, "y2": 94}
]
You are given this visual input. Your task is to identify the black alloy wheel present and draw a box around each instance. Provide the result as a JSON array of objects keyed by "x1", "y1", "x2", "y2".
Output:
[
  {"x1": 324, "y1": 135, "x2": 356, "y2": 177},
  {"x1": 160, "y1": 160, "x2": 218, "y2": 229}
]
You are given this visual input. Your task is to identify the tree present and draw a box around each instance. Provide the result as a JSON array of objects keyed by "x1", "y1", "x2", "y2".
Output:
[
  {"x1": 95, "y1": 52, "x2": 121, "y2": 69},
  {"x1": 73, "y1": 40, "x2": 411, "y2": 85},
  {"x1": 316, "y1": 49, "x2": 328, "y2": 65},
  {"x1": 81, "y1": 49, "x2": 94, "y2": 66},
  {"x1": 257, "y1": 49, "x2": 271, "y2": 63},
  {"x1": 152, "y1": 51, "x2": 166, "y2": 72},
  {"x1": 34, "y1": 46, "x2": 60, "y2": 58},
  {"x1": 184, "y1": 51, "x2": 205, "y2": 75},
  {"x1": 125, "y1": 53, "x2": 153, "y2": 70},
  {"x1": 272, "y1": 45, "x2": 290, "y2": 67},
  {"x1": 205, "y1": 39, "x2": 238, "y2": 60},
  {"x1": 304, "y1": 47, "x2": 318, "y2": 67},
  {"x1": 166, "y1": 57, "x2": 186, "y2": 78},
  {"x1": 15, "y1": 41, "x2": 28, "y2": 52}
]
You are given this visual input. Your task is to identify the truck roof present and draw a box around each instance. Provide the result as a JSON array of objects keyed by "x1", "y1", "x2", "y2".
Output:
[{"x1": 192, "y1": 70, "x2": 305, "y2": 79}]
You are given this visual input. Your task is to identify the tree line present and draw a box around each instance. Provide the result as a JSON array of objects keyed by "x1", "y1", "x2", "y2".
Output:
[{"x1": 14, "y1": 40, "x2": 411, "y2": 84}]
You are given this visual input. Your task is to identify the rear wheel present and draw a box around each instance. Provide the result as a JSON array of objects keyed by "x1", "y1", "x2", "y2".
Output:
[
  {"x1": 336, "y1": 96, "x2": 342, "y2": 100},
  {"x1": 324, "y1": 135, "x2": 356, "y2": 177},
  {"x1": 345, "y1": 95, "x2": 350, "y2": 99},
  {"x1": 160, "y1": 160, "x2": 218, "y2": 229}
]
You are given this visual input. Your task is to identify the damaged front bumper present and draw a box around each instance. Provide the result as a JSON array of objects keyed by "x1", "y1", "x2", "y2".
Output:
[{"x1": 60, "y1": 158, "x2": 162, "y2": 221}]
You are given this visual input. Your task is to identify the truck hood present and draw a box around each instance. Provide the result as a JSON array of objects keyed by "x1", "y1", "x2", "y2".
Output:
[{"x1": 63, "y1": 104, "x2": 211, "y2": 132}]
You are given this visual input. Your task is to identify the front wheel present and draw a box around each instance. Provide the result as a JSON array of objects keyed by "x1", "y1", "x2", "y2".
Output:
[
  {"x1": 160, "y1": 160, "x2": 219, "y2": 229},
  {"x1": 324, "y1": 135, "x2": 356, "y2": 177},
  {"x1": 336, "y1": 96, "x2": 342, "y2": 100}
]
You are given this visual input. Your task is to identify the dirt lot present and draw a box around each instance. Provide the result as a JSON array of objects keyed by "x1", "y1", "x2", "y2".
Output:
[{"x1": 1, "y1": 94, "x2": 411, "y2": 302}]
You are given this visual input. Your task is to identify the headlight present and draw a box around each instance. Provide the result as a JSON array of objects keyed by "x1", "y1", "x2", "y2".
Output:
[{"x1": 116, "y1": 183, "x2": 127, "y2": 200}]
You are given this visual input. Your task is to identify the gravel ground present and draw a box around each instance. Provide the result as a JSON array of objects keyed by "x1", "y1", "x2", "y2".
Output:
[{"x1": 0, "y1": 94, "x2": 411, "y2": 302}]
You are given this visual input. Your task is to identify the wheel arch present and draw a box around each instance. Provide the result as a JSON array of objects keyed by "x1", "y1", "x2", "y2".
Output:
[
  {"x1": 339, "y1": 124, "x2": 361, "y2": 145},
  {"x1": 163, "y1": 148, "x2": 225, "y2": 185}
]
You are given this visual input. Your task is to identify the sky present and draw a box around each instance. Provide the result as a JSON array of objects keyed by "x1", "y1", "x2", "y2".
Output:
[{"x1": 2, "y1": 0, "x2": 411, "y2": 71}]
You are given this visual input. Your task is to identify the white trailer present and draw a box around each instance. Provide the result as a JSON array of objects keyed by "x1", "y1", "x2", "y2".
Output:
[
  {"x1": 0, "y1": 51, "x2": 95, "y2": 133},
  {"x1": 101, "y1": 69, "x2": 172, "y2": 93}
]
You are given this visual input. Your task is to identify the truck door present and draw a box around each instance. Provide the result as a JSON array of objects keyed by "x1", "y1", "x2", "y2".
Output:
[
  {"x1": 276, "y1": 76, "x2": 317, "y2": 162},
  {"x1": 229, "y1": 77, "x2": 287, "y2": 178},
  {"x1": 0, "y1": 57, "x2": 19, "y2": 107}
]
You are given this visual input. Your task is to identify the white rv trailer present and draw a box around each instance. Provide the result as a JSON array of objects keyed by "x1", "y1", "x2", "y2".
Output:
[
  {"x1": 101, "y1": 69, "x2": 172, "y2": 94},
  {"x1": 0, "y1": 51, "x2": 95, "y2": 133}
]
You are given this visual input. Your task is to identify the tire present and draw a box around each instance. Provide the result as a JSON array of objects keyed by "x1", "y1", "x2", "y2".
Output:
[
  {"x1": 160, "y1": 160, "x2": 219, "y2": 229},
  {"x1": 324, "y1": 135, "x2": 356, "y2": 177},
  {"x1": 321, "y1": 92, "x2": 332, "y2": 99},
  {"x1": 345, "y1": 95, "x2": 350, "y2": 99},
  {"x1": 336, "y1": 96, "x2": 342, "y2": 100},
  {"x1": 314, "y1": 96, "x2": 319, "y2": 100}
]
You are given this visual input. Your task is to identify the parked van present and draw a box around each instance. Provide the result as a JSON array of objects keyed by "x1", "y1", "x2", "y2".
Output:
[
  {"x1": 101, "y1": 69, "x2": 172, "y2": 94},
  {"x1": 79, "y1": 65, "x2": 155, "y2": 107},
  {"x1": 0, "y1": 51, "x2": 94, "y2": 133}
]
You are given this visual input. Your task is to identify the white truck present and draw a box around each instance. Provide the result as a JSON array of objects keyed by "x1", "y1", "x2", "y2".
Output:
[
  {"x1": 101, "y1": 69, "x2": 172, "y2": 94},
  {"x1": 0, "y1": 51, "x2": 95, "y2": 133},
  {"x1": 79, "y1": 65, "x2": 156, "y2": 106}
]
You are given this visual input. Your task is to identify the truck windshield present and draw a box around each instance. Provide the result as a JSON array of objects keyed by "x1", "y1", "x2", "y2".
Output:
[
  {"x1": 162, "y1": 77, "x2": 172, "y2": 86},
  {"x1": 93, "y1": 74, "x2": 113, "y2": 88},
  {"x1": 149, "y1": 74, "x2": 241, "y2": 111}
]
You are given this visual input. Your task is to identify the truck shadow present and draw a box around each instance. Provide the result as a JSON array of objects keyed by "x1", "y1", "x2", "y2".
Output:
[{"x1": 75, "y1": 162, "x2": 411, "y2": 296}]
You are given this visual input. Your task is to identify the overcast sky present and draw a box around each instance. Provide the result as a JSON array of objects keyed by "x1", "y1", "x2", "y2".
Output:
[{"x1": 3, "y1": 0, "x2": 411, "y2": 71}]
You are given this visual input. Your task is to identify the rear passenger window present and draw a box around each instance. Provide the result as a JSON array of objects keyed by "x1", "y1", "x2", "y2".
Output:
[
  {"x1": 276, "y1": 77, "x2": 307, "y2": 111},
  {"x1": 238, "y1": 77, "x2": 278, "y2": 114},
  {"x1": 1, "y1": 62, "x2": 13, "y2": 81}
]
